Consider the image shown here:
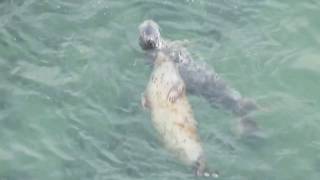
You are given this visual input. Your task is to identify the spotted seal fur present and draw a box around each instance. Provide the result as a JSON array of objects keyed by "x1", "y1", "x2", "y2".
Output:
[{"x1": 142, "y1": 51, "x2": 219, "y2": 177}]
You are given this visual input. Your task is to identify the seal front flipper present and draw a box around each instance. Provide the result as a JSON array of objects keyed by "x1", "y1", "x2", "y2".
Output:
[
  {"x1": 167, "y1": 82, "x2": 185, "y2": 103},
  {"x1": 141, "y1": 92, "x2": 150, "y2": 110}
]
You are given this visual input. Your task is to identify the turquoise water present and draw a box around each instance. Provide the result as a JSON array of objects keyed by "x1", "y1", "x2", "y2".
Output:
[{"x1": 1, "y1": 0, "x2": 320, "y2": 179}]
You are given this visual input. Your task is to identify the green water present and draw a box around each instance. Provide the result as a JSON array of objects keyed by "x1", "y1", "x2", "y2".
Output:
[{"x1": 1, "y1": 0, "x2": 320, "y2": 179}]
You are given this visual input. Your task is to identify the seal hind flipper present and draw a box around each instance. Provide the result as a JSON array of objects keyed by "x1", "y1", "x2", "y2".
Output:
[{"x1": 194, "y1": 155, "x2": 219, "y2": 178}]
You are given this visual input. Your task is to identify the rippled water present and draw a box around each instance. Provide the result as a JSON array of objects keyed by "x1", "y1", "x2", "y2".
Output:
[{"x1": 1, "y1": 0, "x2": 320, "y2": 179}]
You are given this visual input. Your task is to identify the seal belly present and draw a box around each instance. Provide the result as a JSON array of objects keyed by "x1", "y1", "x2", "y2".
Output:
[
  {"x1": 150, "y1": 93, "x2": 203, "y2": 165},
  {"x1": 145, "y1": 52, "x2": 205, "y2": 171}
]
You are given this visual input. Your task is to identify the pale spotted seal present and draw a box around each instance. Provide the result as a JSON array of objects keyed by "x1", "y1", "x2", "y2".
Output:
[{"x1": 142, "y1": 51, "x2": 219, "y2": 177}]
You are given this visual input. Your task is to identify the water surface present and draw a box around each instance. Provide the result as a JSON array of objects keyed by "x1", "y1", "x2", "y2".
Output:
[{"x1": 1, "y1": 0, "x2": 320, "y2": 180}]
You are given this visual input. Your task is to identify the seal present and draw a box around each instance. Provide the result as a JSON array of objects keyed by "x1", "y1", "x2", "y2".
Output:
[
  {"x1": 139, "y1": 20, "x2": 260, "y2": 137},
  {"x1": 142, "y1": 51, "x2": 218, "y2": 177}
]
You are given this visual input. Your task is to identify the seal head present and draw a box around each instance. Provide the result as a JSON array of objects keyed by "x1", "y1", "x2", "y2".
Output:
[{"x1": 139, "y1": 20, "x2": 161, "y2": 50}]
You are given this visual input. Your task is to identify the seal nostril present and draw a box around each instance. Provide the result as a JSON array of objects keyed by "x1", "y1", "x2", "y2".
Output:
[{"x1": 146, "y1": 40, "x2": 155, "y2": 49}]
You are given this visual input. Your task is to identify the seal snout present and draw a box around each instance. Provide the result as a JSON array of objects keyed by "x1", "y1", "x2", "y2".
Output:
[{"x1": 145, "y1": 37, "x2": 157, "y2": 49}]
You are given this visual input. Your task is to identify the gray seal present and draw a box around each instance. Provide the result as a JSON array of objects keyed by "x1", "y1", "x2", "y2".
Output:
[{"x1": 139, "y1": 20, "x2": 260, "y2": 136}]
